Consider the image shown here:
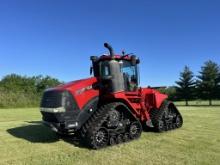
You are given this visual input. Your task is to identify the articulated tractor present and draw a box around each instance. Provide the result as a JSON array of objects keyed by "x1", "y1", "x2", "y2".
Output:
[{"x1": 40, "y1": 43, "x2": 183, "y2": 149}]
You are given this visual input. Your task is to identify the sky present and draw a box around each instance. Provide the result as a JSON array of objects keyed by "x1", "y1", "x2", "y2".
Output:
[{"x1": 0, "y1": 0, "x2": 220, "y2": 86}]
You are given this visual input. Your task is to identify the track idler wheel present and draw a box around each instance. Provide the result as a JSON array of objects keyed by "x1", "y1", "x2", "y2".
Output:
[
  {"x1": 123, "y1": 133, "x2": 130, "y2": 142},
  {"x1": 157, "y1": 119, "x2": 166, "y2": 132},
  {"x1": 109, "y1": 136, "x2": 116, "y2": 146},
  {"x1": 175, "y1": 114, "x2": 183, "y2": 128},
  {"x1": 129, "y1": 121, "x2": 142, "y2": 139},
  {"x1": 116, "y1": 134, "x2": 124, "y2": 144}
]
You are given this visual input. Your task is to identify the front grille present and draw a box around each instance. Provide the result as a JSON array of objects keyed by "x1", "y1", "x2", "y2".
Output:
[
  {"x1": 40, "y1": 90, "x2": 80, "y2": 123},
  {"x1": 41, "y1": 90, "x2": 79, "y2": 111},
  {"x1": 41, "y1": 90, "x2": 62, "y2": 108}
]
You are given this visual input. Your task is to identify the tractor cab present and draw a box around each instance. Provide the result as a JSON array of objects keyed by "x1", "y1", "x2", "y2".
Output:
[{"x1": 90, "y1": 43, "x2": 140, "y2": 93}]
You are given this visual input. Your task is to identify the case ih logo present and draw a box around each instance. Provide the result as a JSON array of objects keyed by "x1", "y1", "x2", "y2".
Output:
[{"x1": 75, "y1": 85, "x2": 93, "y2": 95}]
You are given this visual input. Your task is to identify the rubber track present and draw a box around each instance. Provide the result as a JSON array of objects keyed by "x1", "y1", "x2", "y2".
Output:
[
  {"x1": 79, "y1": 102, "x2": 142, "y2": 149},
  {"x1": 150, "y1": 100, "x2": 183, "y2": 132}
]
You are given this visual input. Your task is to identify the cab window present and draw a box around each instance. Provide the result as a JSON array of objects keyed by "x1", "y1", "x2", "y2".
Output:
[
  {"x1": 100, "y1": 61, "x2": 110, "y2": 77},
  {"x1": 120, "y1": 60, "x2": 138, "y2": 91}
]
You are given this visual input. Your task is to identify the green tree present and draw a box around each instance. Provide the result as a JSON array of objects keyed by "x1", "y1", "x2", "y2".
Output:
[
  {"x1": 175, "y1": 66, "x2": 195, "y2": 106},
  {"x1": 0, "y1": 74, "x2": 36, "y2": 93},
  {"x1": 197, "y1": 60, "x2": 220, "y2": 105},
  {"x1": 218, "y1": 70, "x2": 220, "y2": 99},
  {"x1": 35, "y1": 75, "x2": 61, "y2": 94},
  {"x1": 0, "y1": 74, "x2": 62, "y2": 108},
  {"x1": 157, "y1": 86, "x2": 177, "y2": 101}
]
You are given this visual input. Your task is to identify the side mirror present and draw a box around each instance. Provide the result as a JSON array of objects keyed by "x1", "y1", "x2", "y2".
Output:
[
  {"x1": 131, "y1": 55, "x2": 137, "y2": 66},
  {"x1": 90, "y1": 66, "x2": 93, "y2": 75},
  {"x1": 90, "y1": 56, "x2": 98, "y2": 62}
]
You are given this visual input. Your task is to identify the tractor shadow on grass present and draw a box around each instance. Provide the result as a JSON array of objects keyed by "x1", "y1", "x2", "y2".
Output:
[
  {"x1": 6, "y1": 121, "x2": 160, "y2": 149},
  {"x1": 7, "y1": 122, "x2": 59, "y2": 143},
  {"x1": 6, "y1": 122, "x2": 89, "y2": 149}
]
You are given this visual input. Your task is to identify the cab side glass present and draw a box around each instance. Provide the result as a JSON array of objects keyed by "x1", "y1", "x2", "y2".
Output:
[
  {"x1": 121, "y1": 61, "x2": 138, "y2": 91},
  {"x1": 100, "y1": 61, "x2": 110, "y2": 76}
]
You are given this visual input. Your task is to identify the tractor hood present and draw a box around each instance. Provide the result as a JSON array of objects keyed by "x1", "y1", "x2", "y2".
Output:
[
  {"x1": 40, "y1": 77, "x2": 100, "y2": 133},
  {"x1": 54, "y1": 77, "x2": 98, "y2": 91},
  {"x1": 43, "y1": 77, "x2": 99, "y2": 110}
]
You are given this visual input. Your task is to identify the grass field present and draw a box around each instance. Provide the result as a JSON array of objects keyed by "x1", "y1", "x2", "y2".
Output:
[
  {"x1": 0, "y1": 107, "x2": 220, "y2": 165},
  {"x1": 174, "y1": 100, "x2": 220, "y2": 106}
]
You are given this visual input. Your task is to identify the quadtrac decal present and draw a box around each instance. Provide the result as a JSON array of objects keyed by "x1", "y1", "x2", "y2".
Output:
[{"x1": 75, "y1": 85, "x2": 93, "y2": 95}]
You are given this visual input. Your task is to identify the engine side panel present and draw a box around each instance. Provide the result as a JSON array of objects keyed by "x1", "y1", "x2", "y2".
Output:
[
  {"x1": 154, "y1": 91, "x2": 168, "y2": 109},
  {"x1": 56, "y1": 77, "x2": 100, "y2": 110},
  {"x1": 141, "y1": 88, "x2": 168, "y2": 109}
]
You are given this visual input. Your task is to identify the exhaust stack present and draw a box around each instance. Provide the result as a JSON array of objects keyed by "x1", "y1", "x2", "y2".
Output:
[{"x1": 104, "y1": 43, "x2": 115, "y2": 58}]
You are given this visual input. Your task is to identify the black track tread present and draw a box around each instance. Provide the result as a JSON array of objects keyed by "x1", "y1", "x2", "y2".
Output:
[
  {"x1": 80, "y1": 103, "x2": 116, "y2": 149},
  {"x1": 150, "y1": 101, "x2": 166, "y2": 132},
  {"x1": 150, "y1": 100, "x2": 183, "y2": 132},
  {"x1": 79, "y1": 102, "x2": 142, "y2": 149}
]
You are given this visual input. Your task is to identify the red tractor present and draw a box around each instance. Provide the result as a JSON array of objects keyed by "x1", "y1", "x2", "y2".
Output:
[{"x1": 40, "y1": 43, "x2": 183, "y2": 149}]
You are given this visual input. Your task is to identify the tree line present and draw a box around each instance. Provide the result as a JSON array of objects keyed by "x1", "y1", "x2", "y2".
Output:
[
  {"x1": 160, "y1": 60, "x2": 220, "y2": 106},
  {"x1": 0, "y1": 74, "x2": 61, "y2": 108},
  {"x1": 0, "y1": 60, "x2": 219, "y2": 108}
]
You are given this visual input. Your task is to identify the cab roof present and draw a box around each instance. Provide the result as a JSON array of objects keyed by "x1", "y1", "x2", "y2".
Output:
[{"x1": 98, "y1": 54, "x2": 133, "y2": 61}]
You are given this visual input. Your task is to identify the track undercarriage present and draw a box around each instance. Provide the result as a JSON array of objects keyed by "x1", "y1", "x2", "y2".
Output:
[
  {"x1": 150, "y1": 101, "x2": 183, "y2": 132},
  {"x1": 79, "y1": 101, "x2": 183, "y2": 149},
  {"x1": 80, "y1": 102, "x2": 142, "y2": 149}
]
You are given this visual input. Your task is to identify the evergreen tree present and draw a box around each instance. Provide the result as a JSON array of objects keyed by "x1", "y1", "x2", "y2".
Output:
[
  {"x1": 197, "y1": 60, "x2": 220, "y2": 105},
  {"x1": 175, "y1": 66, "x2": 195, "y2": 106},
  {"x1": 218, "y1": 69, "x2": 220, "y2": 99}
]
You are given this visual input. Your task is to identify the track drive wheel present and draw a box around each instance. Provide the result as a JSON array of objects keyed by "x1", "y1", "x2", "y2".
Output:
[{"x1": 89, "y1": 127, "x2": 109, "y2": 149}]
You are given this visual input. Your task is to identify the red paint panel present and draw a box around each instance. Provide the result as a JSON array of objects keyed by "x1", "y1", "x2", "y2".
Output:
[
  {"x1": 141, "y1": 88, "x2": 167, "y2": 108},
  {"x1": 52, "y1": 77, "x2": 167, "y2": 121},
  {"x1": 154, "y1": 92, "x2": 168, "y2": 109},
  {"x1": 56, "y1": 77, "x2": 99, "y2": 110}
]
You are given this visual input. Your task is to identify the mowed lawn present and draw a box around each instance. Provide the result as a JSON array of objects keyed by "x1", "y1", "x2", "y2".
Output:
[
  {"x1": 174, "y1": 100, "x2": 220, "y2": 106},
  {"x1": 0, "y1": 106, "x2": 220, "y2": 165}
]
